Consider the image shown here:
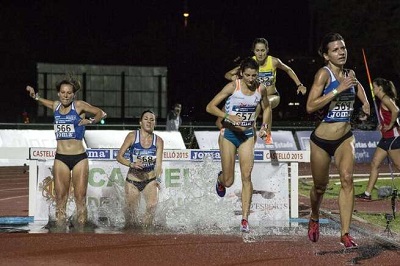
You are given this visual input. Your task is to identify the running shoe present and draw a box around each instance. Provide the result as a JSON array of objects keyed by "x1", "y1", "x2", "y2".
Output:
[
  {"x1": 355, "y1": 192, "x2": 372, "y2": 201},
  {"x1": 215, "y1": 171, "x2": 226, "y2": 197},
  {"x1": 240, "y1": 219, "x2": 250, "y2": 233},
  {"x1": 308, "y1": 218, "x2": 319, "y2": 242},
  {"x1": 340, "y1": 233, "x2": 358, "y2": 248},
  {"x1": 265, "y1": 132, "x2": 273, "y2": 145}
]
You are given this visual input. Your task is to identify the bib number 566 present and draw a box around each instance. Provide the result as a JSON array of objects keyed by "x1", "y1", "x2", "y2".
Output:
[{"x1": 56, "y1": 124, "x2": 72, "y2": 132}]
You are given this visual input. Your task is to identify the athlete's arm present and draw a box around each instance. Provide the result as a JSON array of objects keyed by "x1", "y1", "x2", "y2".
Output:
[
  {"x1": 274, "y1": 57, "x2": 307, "y2": 95},
  {"x1": 26, "y1": 85, "x2": 55, "y2": 109},
  {"x1": 116, "y1": 132, "x2": 136, "y2": 168},
  {"x1": 215, "y1": 105, "x2": 226, "y2": 130},
  {"x1": 306, "y1": 68, "x2": 334, "y2": 114},
  {"x1": 76, "y1": 100, "x2": 107, "y2": 126},
  {"x1": 224, "y1": 66, "x2": 240, "y2": 81},
  {"x1": 351, "y1": 70, "x2": 370, "y2": 117},
  {"x1": 154, "y1": 136, "x2": 164, "y2": 178},
  {"x1": 206, "y1": 81, "x2": 242, "y2": 125},
  {"x1": 259, "y1": 85, "x2": 272, "y2": 138}
]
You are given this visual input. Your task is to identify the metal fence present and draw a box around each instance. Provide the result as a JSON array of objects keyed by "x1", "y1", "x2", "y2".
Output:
[{"x1": 36, "y1": 63, "x2": 168, "y2": 120}]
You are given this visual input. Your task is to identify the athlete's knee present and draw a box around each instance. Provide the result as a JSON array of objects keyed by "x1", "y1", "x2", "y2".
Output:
[
  {"x1": 339, "y1": 172, "x2": 353, "y2": 189},
  {"x1": 223, "y1": 179, "x2": 234, "y2": 188},
  {"x1": 339, "y1": 170, "x2": 353, "y2": 183},
  {"x1": 270, "y1": 98, "x2": 280, "y2": 109},
  {"x1": 55, "y1": 192, "x2": 68, "y2": 204},
  {"x1": 74, "y1": 193, "x2": 87, "y2": 206},
  {"x1": 219, "y1": 172, "x2": 234, "y2": 187},
  {"x1": 146, "y1": 202, "x2": 158, "y2": 214},
  {"x1": 241, "y1": 174, "x2": 252, "y2": 186},
  {"x1": 313, "y1": 184, "x2": 328, "y2": 195}
]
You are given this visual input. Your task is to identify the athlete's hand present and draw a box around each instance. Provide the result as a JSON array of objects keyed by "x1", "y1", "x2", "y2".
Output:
[
  {"x1": 133, "y1": 159, "x2": 144, "y2": 169},
  {"x1": 361, "y1": 102, "x2": 370, "y2": 116},
  {"x1": 26, "y1": 86, "x2": 36, "y2": 98},
  {"x1": 297, "y1": 84, "x2": 307, "y2": 95},
  {"x1": 258, "y1": 125, "x2": 270, "y2": 139},
  {"x1": 225, "y1": 114, "x2": 242, "y2": 126},
  {"x1": 340, "y1": 76, "x2": 359, "y2": 91},
  {"x1": 383, "y1": 123, "x2": 393, "y2": 132},
  {"x1": 78, "y1": 118, "x2": 93, "y2": 126}
]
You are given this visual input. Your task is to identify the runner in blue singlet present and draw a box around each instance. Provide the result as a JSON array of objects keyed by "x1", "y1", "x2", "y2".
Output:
[
  {"x1": 26, "y1": 75, "x2": 106, "y2": 228},
  {"x1": 116, "y1": 110, "x2": 164, "y2": 228},
  {"x1": 306, "y1": 33, "x2": 370, "y2": 248}
]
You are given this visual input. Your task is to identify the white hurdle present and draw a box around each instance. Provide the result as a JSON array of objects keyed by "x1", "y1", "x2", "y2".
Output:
[{"x1": 27, "y1": 148, "x2": 309, "y2": 223}]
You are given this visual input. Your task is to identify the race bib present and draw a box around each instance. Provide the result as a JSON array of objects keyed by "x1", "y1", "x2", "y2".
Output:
[
  {"x1": 231, "y1": 105, "x2": 256, "y2": 127},
  {"x1": 132, "y1": 154, "x2": 156, "y2": 171},
  {"x1": 258, "y1": 72, "x2": 274, "y2": 86},
  {"x1": 54, "y1": 124, "x2": 76, "y2": 139}
]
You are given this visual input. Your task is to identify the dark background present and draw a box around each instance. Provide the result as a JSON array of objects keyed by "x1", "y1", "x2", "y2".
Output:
[{"x1": 1, "y1": 0, "x2": 399, "y2": 124}]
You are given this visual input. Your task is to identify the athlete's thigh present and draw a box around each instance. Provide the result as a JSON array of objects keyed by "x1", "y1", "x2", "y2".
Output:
[
  {"x1": 268, "y1": 95, "x2": 280, "y2": 109},
  {"x1": 220, "y1": 137, "x2": 237, "y2": 176},
  {"x1": 372, "y1": 147, "x2": 388, "y2": 166},
  {"x1": 53, "y1": 159, "x2": 72, "y2": 190},
  {"x1": 309, "y1": 140, "x2": 331, "y2": 185},
  {"x1": 71, "y1": 158, "x2": 89, "y2": 194},
  {"x1": 388, "y1": 148, "x2": 400, "y2": 169},
  {"x1": 125, "y1": 182, "x2": 141, "y2": 204},
  {"x1": 142, "y1": 181, "x2": 158, "y2": 205},
  {"x1": 237, "y1": 137, "x2": 255, "y2": 175},
  {"x1": 334, "y1": 136, "x2": 355, "y2": 175}
]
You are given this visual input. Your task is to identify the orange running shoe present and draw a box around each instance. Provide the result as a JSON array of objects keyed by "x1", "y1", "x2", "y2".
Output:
[{"x1": 265, "y1": 132, "x2": 273, "y2": 145}]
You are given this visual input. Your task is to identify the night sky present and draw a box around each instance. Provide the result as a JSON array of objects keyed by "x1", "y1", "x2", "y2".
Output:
[{"x1": 1, "y1": 1, "x2": 313, "y2": 123}]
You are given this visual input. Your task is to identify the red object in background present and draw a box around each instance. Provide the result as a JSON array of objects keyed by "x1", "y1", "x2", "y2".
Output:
[{"x1": 22, "y1": 111, "x2": 30, "y2": 123}]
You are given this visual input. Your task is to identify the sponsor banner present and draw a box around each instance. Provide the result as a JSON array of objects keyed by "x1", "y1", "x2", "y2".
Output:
[
  {"x1": 190, "y1": 150, "x2": 222, "y2": 161},
  {"x1": 353, "y1": 130, "x2": 381, "y2": 163},
  {"x1": 195, "y1": 130, "x2": 298, "y2": 151},
  {"x1": 29, "y1": 148, "x2": 309, "y2": 162},
  {"x1": 30, "y1": 148, "x2": 115, "y2": 160},
  {"x1": 296, "y1": 130, "x2": 381, "y2": 163},
  {"x1": 264, "y1": 150, "x2": 310, "y2": 162},
  {"x1": 34, "y1": 160, "x2": 290, "y2": 227},
  {"x1": 86, "y1": 149, "x2": 112, "y2": 160},
  {"x1": 30, "y1": 148, "x2": 56, "y2": 160},
  {"x1": 162, "y1": 150, "x2": 190, "y2": 160}
]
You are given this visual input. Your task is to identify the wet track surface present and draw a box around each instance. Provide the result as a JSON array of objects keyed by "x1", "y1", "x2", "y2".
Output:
[{"x1": 1, "y1": 166, "x2": 400, "y2": 265}]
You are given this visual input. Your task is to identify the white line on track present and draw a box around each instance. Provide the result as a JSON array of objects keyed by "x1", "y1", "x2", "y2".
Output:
[
  {"x1": 0, "y1": 188, "x2": 28, "y2": 192},
  {"x1": 0, "y1": 182, "x2": 29, "y2": 187},
  {"x1": 0, "y1": 195, "x2": 28, "y2": 201},
  {"x1": 0, "y1": 178, "x2": 28, "y2": 181}
]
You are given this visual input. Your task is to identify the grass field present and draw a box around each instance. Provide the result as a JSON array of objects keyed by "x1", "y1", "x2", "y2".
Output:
[{"x1": 299, "y1": 177, "x2": 400, "y2": 233}]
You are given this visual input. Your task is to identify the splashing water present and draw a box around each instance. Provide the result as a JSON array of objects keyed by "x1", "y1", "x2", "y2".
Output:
[{"x1": 157, "y1": 155, "x2": 236, "y2": 234}]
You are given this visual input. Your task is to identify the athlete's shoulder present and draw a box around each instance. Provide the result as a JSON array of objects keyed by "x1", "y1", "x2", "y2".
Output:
[
  {"x1": 224, "y1": 79, "x2": 238, "y2": 91},
  {"x1": 269, "y1": 55, "x2": 279, "y2": 63},
  {"x1": 53, "y1": 101, "x2": 61, "y2": 111},
  {"x1": 155, "y1": 133, "x2": 164, "y2": 146},
  {"x1": 317, "y1": 66, "x2": 331, "y2": 76},
  {"x1": 313, "y1": 67, "x2": 331, "y2": 83}
]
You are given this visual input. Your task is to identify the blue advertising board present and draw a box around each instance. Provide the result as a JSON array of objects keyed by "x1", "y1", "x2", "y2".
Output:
[{"x1": 295, "y1": 130, "x2": 381, "y2": 163}]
